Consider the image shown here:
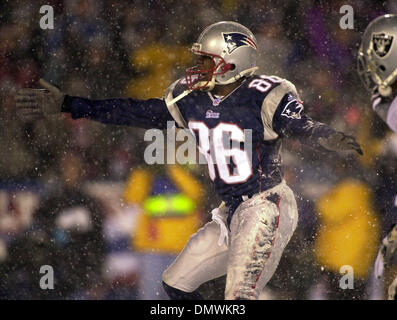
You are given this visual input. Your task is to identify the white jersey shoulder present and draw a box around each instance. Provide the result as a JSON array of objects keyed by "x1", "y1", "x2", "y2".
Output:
[
  {"x1": 163, "y1": 78, "x2": 189, "y2": 129},
  {"x1": 386, "y1": 96, "x2": 397, "y2": 133},
  {"x1": 373, "y1": 94, "x2": 397, "y2": 133},
  {"x1": 257, "y1": 75, "x2": 300, "y2": 141}
]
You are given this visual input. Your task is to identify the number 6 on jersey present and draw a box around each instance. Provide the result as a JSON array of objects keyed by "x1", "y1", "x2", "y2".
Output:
[{"x1": 189, "y1": 121, "x2": 253, "y2": 184}]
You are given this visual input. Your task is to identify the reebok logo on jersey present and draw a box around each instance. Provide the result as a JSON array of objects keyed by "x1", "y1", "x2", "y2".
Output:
[
  {"x1": 281, "y1": 99, "x2": 303, "y2": 120},
  {"x1": 206, "y1": 110, "x2": 220, "y2": 118}
]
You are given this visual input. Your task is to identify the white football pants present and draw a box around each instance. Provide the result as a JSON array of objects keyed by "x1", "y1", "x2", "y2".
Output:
[{"x1": 162, "y1": 181, "x2": 298, "y2": 300}]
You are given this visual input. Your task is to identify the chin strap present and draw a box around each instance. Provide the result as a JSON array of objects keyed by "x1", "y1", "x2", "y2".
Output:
[
  {"x1": 377, "y1": 68, "x2": 397, "y2": 97},
  {"x1": 215, "y1": 67, "x2": 259, "y2": 86},
  {"x1": 198, "y1": 78, "x2": 215, "y2": 92},
  {"x1": 196, "y1": 66, "x2": 259, "y2": 92},
  {"x1": 166, "y1": 66, "x2": 259, "y2": 104}
]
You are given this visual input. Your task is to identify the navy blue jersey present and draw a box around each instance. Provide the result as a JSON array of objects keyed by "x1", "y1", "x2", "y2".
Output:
[
  {"x1": 164, "y1": 75, "x2": 335, "y2": 202},
  {"x1": 62, "y1": 75, "x2": 336, "y2": 206}
]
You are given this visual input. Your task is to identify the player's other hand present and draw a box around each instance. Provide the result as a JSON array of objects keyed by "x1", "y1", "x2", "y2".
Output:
[
  {"x1": 15, "y1": 79, "x2": 65, "y2": 123},
  {"x1": 318, "y1": 131, "x2": 363, "y2": 156}
]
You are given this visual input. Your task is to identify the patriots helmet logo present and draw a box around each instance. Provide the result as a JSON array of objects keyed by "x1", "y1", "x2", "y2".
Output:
[
  {"x1": 281, "y1": 98, "x2": 304, "y2": 120},
  {"x1": 222, "y1": 32, "x2": 258, "y2": 55}
]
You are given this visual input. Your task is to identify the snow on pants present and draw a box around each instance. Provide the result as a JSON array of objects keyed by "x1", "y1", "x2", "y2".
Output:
[{"x1": 162, "y1": 180, "x2": 299, "y2": 300}]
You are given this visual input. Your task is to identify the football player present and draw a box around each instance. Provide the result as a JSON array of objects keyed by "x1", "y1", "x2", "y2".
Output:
[
  {"x1": 358, "y1": 14, "x2": 397, "y2": 133},
  {"x1": 16, "y1": 21, "x2": 362, "y2": 300},
  {"x1": 358, "y1": 14, "x2": 397, "y2": 300}
]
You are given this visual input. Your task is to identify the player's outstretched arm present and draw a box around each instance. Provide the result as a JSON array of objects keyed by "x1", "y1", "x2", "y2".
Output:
[
  {"x1": 15, "y1": 79, "x2": 173, "y2": 129},
  {"x1": 15, "y1": 79, "x2": 64, "y2": 122},
  {"x1": 317, "y1": 131, "x2": 363, "y2": 155},
  {"x1": 272, "y1": 93, "x2": 363, "y2": 155}
]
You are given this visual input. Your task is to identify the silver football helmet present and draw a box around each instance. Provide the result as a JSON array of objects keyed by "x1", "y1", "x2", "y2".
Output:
[
  {"x1": 358, "y1": 14, "x2": 397, "y2": 97},
  {"x1": 185, "y1": 21, "x2": 259, "y2": 91}
]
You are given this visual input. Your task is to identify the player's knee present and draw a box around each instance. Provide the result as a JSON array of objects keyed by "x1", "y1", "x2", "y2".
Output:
[{"x1": 162, "y1": 281, "x2": 203, "y2": 300}]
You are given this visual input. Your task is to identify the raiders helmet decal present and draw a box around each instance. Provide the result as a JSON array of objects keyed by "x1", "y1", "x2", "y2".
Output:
[{"x1": 372, "y1": 32, "x2": 394, "y2": 58}]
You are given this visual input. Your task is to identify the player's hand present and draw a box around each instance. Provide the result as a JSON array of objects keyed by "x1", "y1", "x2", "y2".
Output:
[
  {"x1": 318, "y1": 132, "x2": 363, "y2": 155},
  {"x1": 15, "y1": 78, "x2": 65, "y2": 122},
  {"x1": 374, "y1": 224, "x2": 397, "y2": 279}
]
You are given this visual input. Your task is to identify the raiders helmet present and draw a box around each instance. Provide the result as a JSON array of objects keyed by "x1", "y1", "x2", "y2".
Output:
[
  {"x1": 185, "y1": 21, "x2": 259, "y2": 91},
  {"x1": 358, "y1": 14, "x2": 397, "y2": 97}
]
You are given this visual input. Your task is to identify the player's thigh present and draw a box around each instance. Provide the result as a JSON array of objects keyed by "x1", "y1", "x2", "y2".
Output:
[
  {"x1": 225, "y1": 185, "x2": 298, "y2": 299},
  {"x1": 162, "y1": 220, "x2": 229, "y2": 292},
  {"x1": 254, "y1": 188, "x2": 298, "y2": 293}
]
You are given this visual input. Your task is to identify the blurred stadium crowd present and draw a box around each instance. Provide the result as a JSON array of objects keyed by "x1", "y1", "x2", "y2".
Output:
[{"x1": 0, "y1": 0, "x2": 397, "y2": 299}]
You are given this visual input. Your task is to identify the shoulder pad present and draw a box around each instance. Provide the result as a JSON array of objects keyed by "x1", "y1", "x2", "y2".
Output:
[
  {"x1": 260, "y1": 78, "x2": 300, "y2": 140},
  {"x1": 387, "y1": 95, "x2": 397, "y2": 133},
  {"x1": 164, "y1": 78, "x2": 188, "y2": 99},
  {"x1": 163, "y1": 78, "x2": 188, "y2": 128}
]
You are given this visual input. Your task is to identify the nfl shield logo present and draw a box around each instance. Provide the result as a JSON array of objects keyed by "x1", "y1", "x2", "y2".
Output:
[{"x1": 372, "y1": 32, "x2": 394, "y2": 58}]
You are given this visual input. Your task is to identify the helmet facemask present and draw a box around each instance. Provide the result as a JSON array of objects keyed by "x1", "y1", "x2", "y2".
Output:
[
  {"x1": 357, "y1": 50, "x2": 378, "y2": 93},
  {"x1": 358, "y1": 46, "x2": 397, "y2": 97},
  {"x1": 185, "y1": 44, "x2": 233, "y2": 91}
]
